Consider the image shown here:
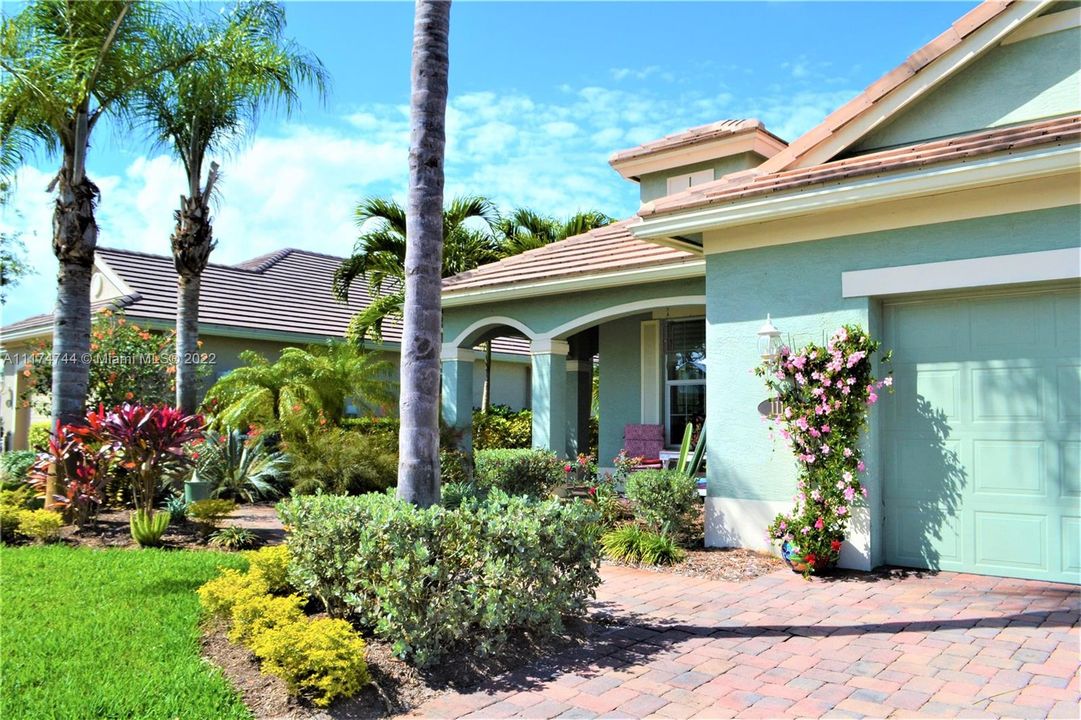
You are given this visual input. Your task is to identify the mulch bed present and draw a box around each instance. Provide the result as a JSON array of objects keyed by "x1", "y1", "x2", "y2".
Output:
[
  {"x1": 202, "y1": 617, "x2": 603, "y2": 719},
  {"x1": 606, "y1": 546, "x2": 787, "y2": 582}
]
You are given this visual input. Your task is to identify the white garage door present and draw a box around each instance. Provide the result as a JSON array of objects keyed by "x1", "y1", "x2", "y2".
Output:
[{"x1": 882, "y1": 286, "x2": 1080, "y2": 584}]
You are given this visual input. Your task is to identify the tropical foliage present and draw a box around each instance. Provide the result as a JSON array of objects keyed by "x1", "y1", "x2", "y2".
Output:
[
  {"x1": 202, "y1": 342, "x2": 393, "y2": 439},
  {"x1": 758, "y1": 325, "x2": 892, "y2": 576},
  {"x1": 496, "y1": 207, "x2": 614, "y2": 254},
  {"x1": 0, "y1": 0, "x2": 210, "y2": 428},
  {"x1": 601, "y1": 524, "x2": 685, "y2": 566},
  {"x1": 22, "y1": 309, "x2": 204, "y2": 414},
  {"x1": 287, "y1": 428, "x2": 397, "y2": 496},
  {"x1": 139, "y1": 1, "x2": 327, "y2": 412},
  {"x1": 624, "y1": 469, "x2": 699, "y2": 538},
  {"x1": 192, "y1": 429, "x2": 288, "y2": 502}
]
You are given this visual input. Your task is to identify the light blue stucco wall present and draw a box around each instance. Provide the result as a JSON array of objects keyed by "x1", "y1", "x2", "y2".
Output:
[
  {"x1": 598, "y1": 315, "x2": 646, "y2": 466},
  {"x1": 853, "y1": 27, "x2": 1081, "y2": 152},
  {"x1": 706, "y1": 203, "x2": 1081, "y2": 505},
  {"x1": 639, "y1": 152, "x2": 764, "y2": 203}
]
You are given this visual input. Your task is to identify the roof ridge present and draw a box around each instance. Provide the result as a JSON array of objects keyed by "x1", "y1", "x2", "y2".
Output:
[
  {"x1": 96, "y1": 245, "x2": 347, "y2": 274},
  {"x1": 753, "y1": 0, "x2": 1029, "y2": 175}
]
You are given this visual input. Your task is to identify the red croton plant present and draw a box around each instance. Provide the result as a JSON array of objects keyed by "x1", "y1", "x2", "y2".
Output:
[{"x1": 30, "y1": 404, "x2": 204, "y2": 523}]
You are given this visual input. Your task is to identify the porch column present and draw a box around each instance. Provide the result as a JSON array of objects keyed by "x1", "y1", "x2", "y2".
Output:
[
  {"x1": 530, "y1": 339, "x2": 568, "y2": 456},
  {"x1": 440, "y1": 345, "x2": 475, "y2": 454},
  {"x1": 565, "y1": 359, "x2": 592, "y2": 459}
]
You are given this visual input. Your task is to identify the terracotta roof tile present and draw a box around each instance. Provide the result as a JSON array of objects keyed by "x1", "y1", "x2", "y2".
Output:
[
  {"x1": 442, "y1": 220, "x2": 699, "y2": 294},
  {"x1": 3, "y1": 248, "x2": 529, "y2": 356},
  {"x1": 609, "y1": 119, "x2": 784, "y2": 165},
  {"x1": 641, "y1": 114, "x2": 1081, "y2": 217}
]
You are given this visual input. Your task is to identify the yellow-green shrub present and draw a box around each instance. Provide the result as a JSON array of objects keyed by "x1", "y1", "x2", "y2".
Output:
[
  {"x1": 0, "y1": 505, "x2": 23, "y2": 541},
  {"x1": 228, "y1": 593, "x2": 305, "y2": 645},
  {"x1": 243, "y1": 545, "x2": 291, "y2": 593},
  {"x1": 249, "y1": 618, "x2": 369, "y2": 707},
  {"x1": 17, "y1": 509, "x2": 64, "y2": 543},
  {"x1": 197, "y1": 568, "x2": 269, "y2": 616}
]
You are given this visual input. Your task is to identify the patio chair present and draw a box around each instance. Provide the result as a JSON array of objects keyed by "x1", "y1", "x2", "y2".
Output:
[{"x1": 623, "y1": 424, "x2": 665, "y2": 471}]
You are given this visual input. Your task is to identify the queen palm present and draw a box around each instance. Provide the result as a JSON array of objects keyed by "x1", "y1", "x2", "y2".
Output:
[
  {"x1": 0, "y1": 0, "x2": 203, "y2": 428},
  {"x1": 333, "y1": 195, "x2": 500, "y2": 343},
  {"x1": 140, "y1": 1, "x2": 328, "y2": 413}
]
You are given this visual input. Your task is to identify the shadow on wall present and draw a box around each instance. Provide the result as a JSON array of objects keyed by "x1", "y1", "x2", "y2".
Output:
[{"x1": 892, "y1": 394, "x2": 967, "y2": 571}]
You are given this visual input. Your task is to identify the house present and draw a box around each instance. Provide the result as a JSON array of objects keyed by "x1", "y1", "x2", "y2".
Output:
[
  {"x1": 0, "y1": 247, "x2": 530, "y2": 450},
  {"x1": 439, "y1": 0, "x2": 1081, "y2": 583}
]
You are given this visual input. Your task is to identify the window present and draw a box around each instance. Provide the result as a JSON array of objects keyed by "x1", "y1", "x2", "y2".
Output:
[
  {"x1": 664, "y1": 319, "x2": 705, "y2": 446},
  {"x1": 665, "y1": 169, "x2": 714, "y2": 196}
]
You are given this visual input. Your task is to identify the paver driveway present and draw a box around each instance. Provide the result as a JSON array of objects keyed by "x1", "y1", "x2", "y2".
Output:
[{"x1": 408, "y1": 565, "x2": 1079, "y2": 719}]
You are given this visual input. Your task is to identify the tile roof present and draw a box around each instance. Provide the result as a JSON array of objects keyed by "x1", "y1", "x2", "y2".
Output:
[
  {"x1": 641, "y1": 114, "x2": 1081, "y2": 217},
  {"x1": 608, "y1": 119, "x2": 783, "y2": 165},
  {"x1": 441, "y1": 219, "x2": 700, "y2": 295},
  {"x1": 2, "y1": 248, "x2": 529, "y2": 356},
  {"x1": 754, "y1": 0, "x2": 1019, "y2": 175}
]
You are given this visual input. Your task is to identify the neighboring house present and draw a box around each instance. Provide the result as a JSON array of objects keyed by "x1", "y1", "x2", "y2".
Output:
[
  {"x1": 0, "y1": 247, "x2": 530, "y2": 450},
  {"x1": 440, "y1": 0, "x2": 1081, "y2": 583}
]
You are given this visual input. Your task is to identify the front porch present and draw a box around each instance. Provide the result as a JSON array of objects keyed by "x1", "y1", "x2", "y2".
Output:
[{"x1": 440, "y1": 277, "x2": 706, "y2": 470}]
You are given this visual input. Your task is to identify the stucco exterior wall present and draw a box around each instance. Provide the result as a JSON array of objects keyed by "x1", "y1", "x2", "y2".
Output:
[
  {"x1": 853, "y1": 27, "x2": 1080, "y2": 152},
  {"x1": 639, "y1": 152, "x2": 764, "y2": 203},
  {"x1": 598, "y1": 315, "x2": 646, "y2": 467},
  {"x1": 703, "y1": 204, "x2": 1081, "y2": 565}
]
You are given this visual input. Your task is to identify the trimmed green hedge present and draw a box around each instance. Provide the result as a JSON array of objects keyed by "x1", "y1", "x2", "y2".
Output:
[
  {"x1": 279, "y1": 491, "x2": 601, "y2": 666},
  {"x1": 474, "y1": 448, "x2": 565, "y2": 498}
]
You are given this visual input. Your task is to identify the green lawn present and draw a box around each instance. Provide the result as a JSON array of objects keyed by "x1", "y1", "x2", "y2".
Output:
[{"x1": 1, "y1": 545, "x2": 252, "y2": 720}]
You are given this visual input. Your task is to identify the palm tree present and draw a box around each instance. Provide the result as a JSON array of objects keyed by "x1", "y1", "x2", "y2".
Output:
[
  {"x1": 497, "y1": 208, "x2": 613, "y2": 254},
  {"x1": 140, "y1": 2, "x2": 328, "y2": 414},
  {"x1": 203, "y1": 342, "x2": 394, "y2": 439},
  {"x1": 0, "y1": 0, "x2": 203, "y2": 428},
  {"x1": 397, "y1": 0, "x2": 451, "y2": 507},
  {"x1": 333, "y1": 195, "x2": 500, "y2": 343}
]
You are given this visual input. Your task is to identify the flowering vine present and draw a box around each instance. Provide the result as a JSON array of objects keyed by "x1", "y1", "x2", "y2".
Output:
[{"x1": 755, "y1": 325, "x2": 891, "y2": 576}]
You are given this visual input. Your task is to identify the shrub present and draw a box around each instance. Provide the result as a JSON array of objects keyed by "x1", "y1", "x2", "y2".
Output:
[
  {"x1": 474, "y1": 448, "x2": 564, "y2": 498},
  {"x1": 129, "y1": 509, "x2": 170, "y2": 547},
  {"x1": 28, "y1": 424, "x2": 109, "y2": 526},
  {"x1": 189, "y1": 499, "x2": 237, "y2": 535},
  {"x1": 473, "y1": 406, "x2": 531, "y2": 449},
  {"x1": 0, "y1": 505, "x2": 22, "y2": 542},
  {"x1": 0, "y1": 450, "x2": 36, "y2": 485},
  {"x1": 439, "y1": 448, "x2": 471, "y2": 486},
  {"x1": 210, "y1": 527, "x2": 260, "y2": 551},
  {"x1": 244, "y1": 545, "x2": 292, "y2": 593},
  {"x1": 440, "y1": 481, "x2": 485, "y2": 510},
  {"x1": 280, "y1": 491, "x2": 602, "y2": 666},
  {"x1": 197, "y1": 568, "x2": 270, "y2": 617},
  {"x1": 16, "y1": 509, "x2": 65, "y2": 543},
  {"x1": 193, "y1": 430, "x2": 288, "y2": 502},
  {"x1": 601, "y1": 525, "x2": 685, "y2": 566},
  {"x1": 228, "y1": 593, "x2": 305, "y2": 645},
  {"x1": 249, "y1": 618, "x2": 369, "y2": 707},
  {"x1": 28, "y1": 422, "x2": 50, "y2": 452},
  {"x1": 288, "y1": 429, "x2": 397, "y2": 496},
  {"x1": 624, "y1": 470, "x2": 699, "y2": 537}
]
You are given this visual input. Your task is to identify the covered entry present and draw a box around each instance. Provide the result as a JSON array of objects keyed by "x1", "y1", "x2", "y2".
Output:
[{"x1": 882, "y1": 285, "x2": 1080, "y2": 583}]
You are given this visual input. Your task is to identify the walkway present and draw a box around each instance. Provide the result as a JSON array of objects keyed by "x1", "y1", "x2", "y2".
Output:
[{"x1": 409, "y1": 565, "x2": 1080, "y2": 718}]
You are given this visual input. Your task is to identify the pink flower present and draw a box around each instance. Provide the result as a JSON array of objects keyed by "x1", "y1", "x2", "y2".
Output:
[
  {"x1": 814, "y1": 517, "x2": 824, "y2": 530},
  {"x1": 564, "y1": 464, "x2": 572, "y2": 473},
  {"x1": 862, "y1": 487, "x2": 869, "y2": 497},
  {"x1": 837, "y1": 506, "x2": 848, "y2": 516},
  {"x1": 857, "y1": 460, "x2": 866, "y2": 472},
  {"x1": 821, "y1": 424, "x2": 830, "y2": 433},
  {"x1": 820, "y1": 444, "x2": 831, "y2": 456},
  {"x1": 843, "y1": 447, "x2": 853, "y2": 458},
  {"x1": 844, "y1": 487, "x2": 856, "y2": 501},
  {"x1": 883, "y1": 376, "x2": 893, "y2": 387},
  {"x1": 836, "y1": 481, "x2": 846, "y2": 490},
  {"x1": 842, "y1": 471, "x2": 853, "y2": 483},
  {"x1": 867, "y1": 392, "x2": 879, "y2": 404}
]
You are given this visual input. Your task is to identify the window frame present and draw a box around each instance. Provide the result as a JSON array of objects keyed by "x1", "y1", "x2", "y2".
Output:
[{"x1": 662, "y1": 317, "x2": 706, "y2": 447}]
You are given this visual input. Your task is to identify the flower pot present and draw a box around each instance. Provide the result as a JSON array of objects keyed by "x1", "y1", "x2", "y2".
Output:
[
  {"x1": 184, "y1": 479, "x2": 210, "y2": 503},
  {"x1": 781, "y1": 540, "x2": 839, "y2": 575}
]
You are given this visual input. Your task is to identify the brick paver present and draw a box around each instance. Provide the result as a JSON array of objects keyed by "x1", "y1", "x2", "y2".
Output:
[{"x1": 406, "y1": 566, "x2": 1080, "y2": 718}]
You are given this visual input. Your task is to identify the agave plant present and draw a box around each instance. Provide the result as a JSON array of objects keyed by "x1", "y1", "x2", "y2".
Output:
[
  {"x1": 130, "y1": 509, "x2": 170, "y2": 547},
  {"x1": 195, "y1": 430, "x2": 288, "y2": 503}
]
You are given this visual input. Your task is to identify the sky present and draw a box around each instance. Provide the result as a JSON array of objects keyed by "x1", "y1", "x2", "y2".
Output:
[{"x1": 1, "y1": 0, "x2": 977, "y2": 325}]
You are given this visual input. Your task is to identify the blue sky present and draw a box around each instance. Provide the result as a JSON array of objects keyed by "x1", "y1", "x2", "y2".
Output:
[{"x1": 2, "y1": 1, "x2": 976, "y2": 323}]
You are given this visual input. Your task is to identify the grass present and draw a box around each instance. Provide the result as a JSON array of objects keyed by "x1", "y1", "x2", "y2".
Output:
[{"x1": 1, "y1": 545, "x2": 252, "y2": 720}]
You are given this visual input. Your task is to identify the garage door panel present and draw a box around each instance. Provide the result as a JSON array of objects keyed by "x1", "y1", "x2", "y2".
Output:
[
  {"x1": 1062, "y1": 442, "x2": 1081, "y2": 498},
  {"x1": 1057, "y1": 365, "x2": 1081, "y2": 420},
  {"x1": 971, "y1": 366, "x2": 1044, "y2": 422},
  {"x1": 972, "y1": 440, "x2": 1045, "y2": 497},
  {"x1": 973, "y1": 512, "x2": 1048, "y2": 572},
  {"x1": 884, "y1": 287, "x2": 1079, "y2": 584},
  {"x1": 890, "y1": 503, "x2": 963, "y2": 568},
  {"x1": 1062, "y1": 517, "x2": 1081, "y2": 575}
]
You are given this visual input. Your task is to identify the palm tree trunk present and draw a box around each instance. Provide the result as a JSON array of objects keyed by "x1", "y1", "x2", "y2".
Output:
[
  {"x1": 172, "y1": 166, "x2": 217, "y2": 414},
  {"x1": 481, "y1": 340, "x2": 492, "y2": 412},
  {"x1": 175, "y1": 274, "x2": 201, "y2": 413},
  {"x1": 397, "y1": 0, "x2": 451, "y2": 507},
  {"x1": 50, "y1": 164, "x2": 98, "y2": 429}
]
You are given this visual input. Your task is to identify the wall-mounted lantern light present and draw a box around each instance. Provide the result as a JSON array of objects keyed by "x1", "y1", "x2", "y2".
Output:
[{"x1": 756, "y1": 314, "x2": 782, "y2": 366}]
